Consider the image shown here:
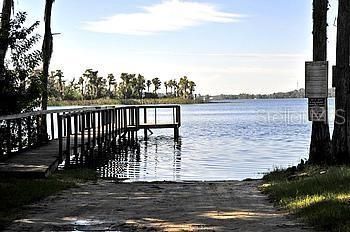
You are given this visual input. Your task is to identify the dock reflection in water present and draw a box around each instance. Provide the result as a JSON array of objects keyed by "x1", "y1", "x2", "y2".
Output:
[{"x1": 97, "y1": 136, "x2": 182, "y2": 181}]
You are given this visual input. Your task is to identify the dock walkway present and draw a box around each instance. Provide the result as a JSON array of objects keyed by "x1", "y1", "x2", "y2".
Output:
[{"x1": 0, "y1": 105, "x2": 181, "y2": 178}]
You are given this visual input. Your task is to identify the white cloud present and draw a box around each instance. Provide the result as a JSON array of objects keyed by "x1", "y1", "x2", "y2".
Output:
[{"x1": 83, "y1": 0, "x2": 243, "y2": 35}]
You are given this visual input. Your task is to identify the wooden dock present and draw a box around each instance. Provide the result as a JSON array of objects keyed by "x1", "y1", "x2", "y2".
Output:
[{"x1": 0, "y1": 105, "x2": 181, "y2": 178}]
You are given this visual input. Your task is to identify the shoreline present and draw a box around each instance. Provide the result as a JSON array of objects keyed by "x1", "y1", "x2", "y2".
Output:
[
  {"x1": 262, "y1": 165, "x2": 350, "y2": 231},
  {"x1": 48, "y1": 98, "x2": 208, "y2": 107},
  {"x1": 47, "y1": 97, "x2": 323, "y2": 107}
]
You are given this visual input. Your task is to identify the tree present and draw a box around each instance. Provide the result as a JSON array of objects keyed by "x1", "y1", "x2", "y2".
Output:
[
  {"x1": 96, "y1": 76, "x2": 107, "y2": 98},
  {"x1": 168, "y1": 80, "x2": 174, "y2": 95},
  {"x1": 152, "y1": 77, "x2": 161, "y2": 94},
  {"x1": 179, "y1": 76, "x2": 190, "y2": 98},
  {"x1": 173, "y1": 79, "x2": 178, "y2": 97},
  {"x1": 332, "y1": 0, "x2": 350, "y2": 163},
  {"x1": 41, "y1": 0, "x2": 55, "y2": 110},
  {"x1": 164, "y1": 81, "x2": 169, "y2": 95},
  {"x1": 118, "y1": 73, "x2": 135, "y2": 99},
  {"x1": 55, "y1": 70, "x2": 64, "y2": 99},
  {"x1": 84, "y1": 69, "x2": 99, "y2": 99},
  {"x1": 78, "y1": 76, "x2": 85, "y2": 99},
  {"x1": 0, "y1": 0, "x2": 13, "y2": 75},
  {"x1": 48, "y1": 71, "x2": 61, "y2": 100},
  {"x1": 0, "y1": 12, "x2": 42, "y2": 115},
  {"x1": 146, "y1": 80, "x2": 152, "y2": 92},
  {"x1": 107, "y1": 73, "x2": 116, "y2": 97},
  {"x1": 309, "y1": 0, "x2": 331, "y2": 164},
  {"x1": 64, "y1": 78, "x2": 80, "y2": 100},
  {"x1": 136, "y1": 74, "x2": 146, "y2": 98},
  {"x1": 189, "y1": 80, "x2": 196, "y2": 98}
]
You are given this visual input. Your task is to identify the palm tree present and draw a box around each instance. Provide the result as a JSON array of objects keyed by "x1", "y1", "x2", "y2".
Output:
[
  {"x1": 84, "y1": 69, "x2": 99, "y2": 99},
  {"x1": 188, "y1": 81, "x2": 196, "y2": 98},
  {"x1": 119, "y1": 73, "x2": 135, "y2": 99},
  {"x1": 42, "y1": 0, "x2": 55, "y2": 110},
  {"x1": 146, "y1": 80, "x2": 152, "y2": 92},
  {"x1": 178, "y1": 76, "x2": 190, "y2": 98},
  {"x1": 78, "y1": 76, "x2": 84, "y2": 99},
  {"x1": 173, "y1": 80, "x2": 178, "y2": 97},
  {"x1": 53, "y1": 70, "x2": 64, "y2": 99},
  {"x1": 167, "y1": 80, "x2": 173, "y2": 95},
  {"x1": 136, "y1": 74, "x2": 146, "y2": 98},
  {"x1": 96, "y1": 76, "x2": 107, "y2": 99},
  {"x1": 152, "y1": 77, "x2": 161, "y2": 94},
  {"x1": 164, "y1": 81, "x2": 169, "y2": 95},
  {"x1": 107, "y1": 73, "x2": 116, "y2": 97}
]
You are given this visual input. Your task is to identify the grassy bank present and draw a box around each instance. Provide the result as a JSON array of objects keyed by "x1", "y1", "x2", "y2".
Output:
[
  {"x1": 262, "y1": 165, "x2": 350, "y2": 231},
  {"x1": 0, "y1": 169, "x2": 97, "y2": 229},
  {"x1": 48, "y1": 97, "x2": 207, "y2": 107}
]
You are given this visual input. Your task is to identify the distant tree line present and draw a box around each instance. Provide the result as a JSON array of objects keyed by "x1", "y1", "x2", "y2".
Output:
[
  {"x1": 211, "y1": 88, "x2": 336, "y2": 100},
  {"x1": 48, "y1": 70, "x2": 197, "y2": 101}
]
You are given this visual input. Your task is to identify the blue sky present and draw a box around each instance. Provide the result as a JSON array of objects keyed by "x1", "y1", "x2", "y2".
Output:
[{"x1": 10, "y1": 0, "x2": 338, "y2": 95}]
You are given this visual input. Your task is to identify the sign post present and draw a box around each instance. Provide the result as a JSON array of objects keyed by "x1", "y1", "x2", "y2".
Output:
[{"x1": 305, "y1": 61, "x2": 328, "y2": 122}]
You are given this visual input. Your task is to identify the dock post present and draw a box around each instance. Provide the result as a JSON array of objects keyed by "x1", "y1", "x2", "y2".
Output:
[
  {"x1": 130, "y1": 107, "x2": 134, "y2": 142},
  {"x1": 174, "y1": 126, "x2": 179, "y2": 140},
  {"x1": 97, "y1": 111, "x2": 102, "y2": 153},
  {"x1": 144, "y1": 107, "x2": 148, "y2": 140},
  {"x1": 101, "y1": 110, "x2": 105, "y2": 147},
  {"x1": 50, "y1": 113, "x2": 54, "y2": 140},
  {"x1": 73, "y1": 114, "x2": 78, "y2": 163},
  {"x1": 58, "y1": 114, "x2": 63, "y2": 162},
  {"x1": 174, "y1": 106, "x2": 181, "y2": 140},
  {"x1": 65, "y1": 116, "x2": 71, "y2": 167},
  {"x1": 87, "y1": 112, "x2": 92, "y2": 163},
  {"x1": 81, "y1": 112, "x2": 85, "y2": 164},
  {"x1": 92, "y1": 111, "x2": 96, "y2": 147}
]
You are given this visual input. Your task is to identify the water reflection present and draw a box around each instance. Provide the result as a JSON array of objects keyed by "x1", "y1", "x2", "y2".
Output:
[
  {"x1": 57, "y1": 99, "x2": 335, "y2": 181},
  {"x1": 97, "y1": 136, "x2": 182, "y2": 181}
]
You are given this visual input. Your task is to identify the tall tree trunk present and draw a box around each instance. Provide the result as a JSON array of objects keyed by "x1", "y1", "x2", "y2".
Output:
[
  {"x1": 0, "y1": 0, "x2": 13, "y2": 115},
  {"x1": 40, "y1": 0, "x2": 54, "y2": 142},
  {"x1": 309, "y1": 0, "x2": 331, "y2": 164},
  {"x1": 0, "y1": 0, "x2": 13, "y2": 75},
  {"x1": 42, "y1": 0, "x2": 54, "y2": 110},
  {"x1": 332, "y1": 0, "x2": 350, "y2": 163}
]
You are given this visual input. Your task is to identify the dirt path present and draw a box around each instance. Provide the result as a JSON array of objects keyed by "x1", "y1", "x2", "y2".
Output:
[{"x1": 6, "y1": 180, "x2": 311, "y2": 231}]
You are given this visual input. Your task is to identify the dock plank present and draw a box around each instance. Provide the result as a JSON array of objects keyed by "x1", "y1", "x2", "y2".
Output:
[{"x1": 0, "y1": 140, "x2": 60, "y2": 178}]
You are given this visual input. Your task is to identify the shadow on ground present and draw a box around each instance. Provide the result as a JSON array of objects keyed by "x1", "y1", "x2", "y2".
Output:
[{"x1": 5, "y1": 181, "x2": 312, "y2": 231}]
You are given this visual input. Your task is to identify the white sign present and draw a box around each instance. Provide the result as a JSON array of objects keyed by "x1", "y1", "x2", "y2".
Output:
[{"x1": 305, "y1": 61, "x2": 328, "y2": 98}]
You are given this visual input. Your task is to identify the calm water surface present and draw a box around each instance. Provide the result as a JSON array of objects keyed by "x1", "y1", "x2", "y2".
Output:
[{"x1": 53, "y1": 99, "x2": 335, "y2": 181}]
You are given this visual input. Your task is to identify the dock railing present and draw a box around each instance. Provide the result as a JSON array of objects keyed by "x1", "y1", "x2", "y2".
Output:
[
  {"x1": 0, "y1": 105, "x2": 181, "y2": 164},
  {"x1": 0, "y1": 106, "x2": 109, "y2": 159}
]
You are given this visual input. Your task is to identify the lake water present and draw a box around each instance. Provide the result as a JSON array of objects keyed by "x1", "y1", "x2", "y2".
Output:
[{"x1": 76, "y1": 98, "x2": 334, "y2": 182}]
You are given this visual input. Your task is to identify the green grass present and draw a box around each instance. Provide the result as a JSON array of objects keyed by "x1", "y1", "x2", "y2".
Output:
[
  {"x1": 48, "y1": 97, "x2": 207, "y2": 107},
  {"x1": 262, "y1": 165, "x2": 350, "y2": 231},
  {"x1": 0, "y1": 169, "x2": 97, "y2": 229}
]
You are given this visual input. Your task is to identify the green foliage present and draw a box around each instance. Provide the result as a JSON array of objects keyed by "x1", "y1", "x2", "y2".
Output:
[
  {"x1": 0, "y1": 12, "x2": 42, "y2": 115},
  {"x1": 262, "y1": 165, "x2": 350, "y2": 231},
  {"x1": 152, "y1": 77, "x2": 161, "y2": 94},
  {"x1": 47, "y1": 69, "x2": 198, "y2": 102},
  {"x1": 107, "y1": 73, "x2": 116, "y2": 97},
  {"x1": 48, "y1": 97, "x2": 207, "y2": 107}
]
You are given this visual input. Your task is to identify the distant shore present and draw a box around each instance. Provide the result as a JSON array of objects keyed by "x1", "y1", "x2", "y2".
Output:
[{"x1": 48, "y1": 97, "x2": 208, "y2": 107}]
